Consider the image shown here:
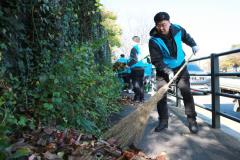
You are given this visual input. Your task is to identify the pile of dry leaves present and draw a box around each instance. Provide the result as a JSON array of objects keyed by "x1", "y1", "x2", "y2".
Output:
[
  {"x1": 5, "y1": 127, "x2": 168, "y2": 160},
  {"x1": 118, "y1": 95, "x2": 141, "y2": 107}
]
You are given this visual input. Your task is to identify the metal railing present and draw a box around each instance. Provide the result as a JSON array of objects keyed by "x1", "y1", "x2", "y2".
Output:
[{"x1": 172, "y1": 48, "x2": 240, "y2": 128}]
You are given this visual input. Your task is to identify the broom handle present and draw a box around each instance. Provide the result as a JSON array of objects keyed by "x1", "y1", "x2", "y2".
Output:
[{"x1": 167, "y1": 53, "x2": 194, "y2": 87}]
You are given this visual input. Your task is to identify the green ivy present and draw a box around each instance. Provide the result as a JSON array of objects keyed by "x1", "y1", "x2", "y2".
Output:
[
  {"x1": 33, "y1": 44, "x2": 122, "y2": 135},
  {"x1": 0, "y1": 0, "x2": 122, "y2": 139}
]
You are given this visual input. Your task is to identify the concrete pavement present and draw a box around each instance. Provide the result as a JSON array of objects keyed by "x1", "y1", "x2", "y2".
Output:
[
  {"x1": 111, "y1": 92, "x2": 240, "y2": 159},
  {"x1": 138, "y1": 99, "x2": 240, "y2": 159}
]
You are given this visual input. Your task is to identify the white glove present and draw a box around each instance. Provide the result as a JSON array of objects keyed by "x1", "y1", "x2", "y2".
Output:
[
  {"x1": 163, "y1": 68, "x2": 174, "y2": 76},
  {"x1": 192, "y1": 46, "x2": 199, "y2": 54}
]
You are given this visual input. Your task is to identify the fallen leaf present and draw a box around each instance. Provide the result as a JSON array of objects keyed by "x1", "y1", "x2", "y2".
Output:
[
  {"x1": 43, "y1": 151, "x2": 61, "y2": 160},
  {"x1": 90, "y1": 140, "x2": 95, "y2": 147},
  {"x1": 10, "y1": 147, "x2": 32, "y2": 159},
  {"x1": 28, "y1": 154, "x2": 36, "y2": 160},
  {"x1": 123, "y1": 151, "x2": 135, "y2": 160},
  {"x1": 57, "y1": 152, "x2": 65, "y2": 158},
  {"x1": 155, "y1": 152, "x2": 169, "y2": 160},
  {"x1": 130, "y1": 155, "x2": 146, "y2": 160},
  {"x1": 37, "y1": 137, "x2": 47, "y2": 146},
  {"x1": 44, "y1": 127, "x2": 55, "y2": 135},
  {"x1": 107, "y1": 137, "x2": 117, "y2": 146},
  {"x1": 46, "y1": 143, "x2": 57, "y2": 152}
]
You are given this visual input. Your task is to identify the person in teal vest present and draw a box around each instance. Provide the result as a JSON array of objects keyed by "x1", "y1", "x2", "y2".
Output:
[
  {"x1": 116, "y1": 54, "x2": 131, "y2": 91},
  {"x1": 128, "y1": 36, "x2": 145, "y2": 102},
  {"x1": 116, "y1": 54, "x2": 128, "y2": 64},
  {"x1": 149, "y1": 12, "x2": 199, "y2": 133}
]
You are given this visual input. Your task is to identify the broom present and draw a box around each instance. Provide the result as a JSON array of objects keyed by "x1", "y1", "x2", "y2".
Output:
[{"x1": 104, "y1": 53, "x2": 194, "y2": 147}]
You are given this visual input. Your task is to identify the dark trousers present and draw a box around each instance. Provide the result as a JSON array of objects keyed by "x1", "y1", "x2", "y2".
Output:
[
  {"x1": 156, "y1": 67, "x2": 197, "y2": 121},
  {"x1": 118, "y1": 73, "x2": 131, "y2": 90},
  {"x1": 131, "y1": 67, "x2": 144, "y2": 101}
]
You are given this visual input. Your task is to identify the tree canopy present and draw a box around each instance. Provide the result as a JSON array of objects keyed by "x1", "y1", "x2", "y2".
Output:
[
  {"x1": 101, "y1": 8, "x2": 122, "y2": 48},
  {"x1": 220, "y1": 44, "x2": 240, "y2": 70}
]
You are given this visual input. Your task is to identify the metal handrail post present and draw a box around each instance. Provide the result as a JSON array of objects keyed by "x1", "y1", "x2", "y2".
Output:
[{"x1": 211, "y1": 54, "x2": 220, "y2": 128}]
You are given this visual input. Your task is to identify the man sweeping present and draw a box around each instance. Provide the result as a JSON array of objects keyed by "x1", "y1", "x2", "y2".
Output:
[{"x1": 149, "y1": 12, "x2": 199, "y2": 133}]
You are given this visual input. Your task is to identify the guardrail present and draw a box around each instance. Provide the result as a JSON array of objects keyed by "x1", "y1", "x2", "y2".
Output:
[{"x1": 173, "y1": 48, "x2": 240, "y2": 128}]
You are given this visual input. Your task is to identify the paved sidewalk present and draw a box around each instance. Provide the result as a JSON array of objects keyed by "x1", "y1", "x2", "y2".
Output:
[
  {"x1": 138, "y1": 99, "x2": 240, "y2": 159},
  {"x1": 112, "y1": 93, "x2": 240, "y2": 160}
]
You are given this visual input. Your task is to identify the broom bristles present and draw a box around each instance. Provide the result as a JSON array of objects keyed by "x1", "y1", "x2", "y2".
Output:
[{"x1": 104, "y1": 85, "x2": 169, "y2": 147}]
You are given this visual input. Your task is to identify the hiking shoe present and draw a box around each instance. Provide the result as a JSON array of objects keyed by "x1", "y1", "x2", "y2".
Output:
[
  {"x1": 140, "y1": 98, "x2": 145, "y2": 103},
  {"x1": 154, "y1": 122, "x2": 168, "y2": 132},
  {"x1": 188, "y1": 119, "x2": 199, "y2": 134}
]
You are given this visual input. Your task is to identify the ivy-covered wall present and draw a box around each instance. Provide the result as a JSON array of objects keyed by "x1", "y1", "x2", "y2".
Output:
[
  {"x1": 0, "y1": 0, "x2": 121, "y2": 135},
  {"x1": 0, "y1": 0, "x2": 110, "y2": 76}
]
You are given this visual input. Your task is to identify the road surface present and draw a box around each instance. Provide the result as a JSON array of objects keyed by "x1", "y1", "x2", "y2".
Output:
[
  {"x1": 220, "y1": 77, "x2": 240, "y2": 93},
  {"x1": 193, "y1": 94, "x2": 240, "y2": 119}
]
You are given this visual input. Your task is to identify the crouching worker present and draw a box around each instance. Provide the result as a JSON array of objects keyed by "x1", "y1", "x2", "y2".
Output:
[
  {"x1": 128, "y1": 36, "x2": 145, "y2": 102},
  {"x1": 115, "y1": 54, "x2": 131, "y2": 91},
  {"x1": 149, "y1": 12, "x2": 199, "y2": 133}
]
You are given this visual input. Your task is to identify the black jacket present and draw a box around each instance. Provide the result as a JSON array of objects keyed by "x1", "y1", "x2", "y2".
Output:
[
  {"x1": 128, "y1": 47, "x2": 138, "y2": 66},
  {"x1": 149, "y1": 24, "x2": 197, "y2": 73}
]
